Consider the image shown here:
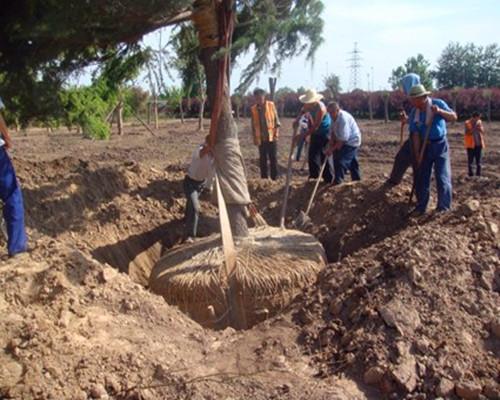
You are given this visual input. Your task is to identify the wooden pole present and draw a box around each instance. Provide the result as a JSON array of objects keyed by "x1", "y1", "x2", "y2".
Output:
[{"x1": 132, "y1": 111, "x2": 156, "y2": 137}]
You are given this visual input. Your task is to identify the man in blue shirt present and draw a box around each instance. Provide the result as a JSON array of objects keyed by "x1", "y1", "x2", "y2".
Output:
[
  {"x1": 0, "y1": 96, "x2": 28, "y2": 256},
  {"x1": 408, "y1": 84, "x2": 457, "y2": 213},
  {"x1": 326, "y1": 102, "x2": 361, "y2": 184},
  {"x1": 387, "y1": 73, "x2": 421, "y2": 185}
]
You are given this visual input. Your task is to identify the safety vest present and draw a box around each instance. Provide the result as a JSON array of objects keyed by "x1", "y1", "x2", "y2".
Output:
[
  {"x1": 464, "y1": 119, "x2": 485, "y2": 149},
  {"x1": 251, "y1": 101, "x2": 279, "y2": 145}
]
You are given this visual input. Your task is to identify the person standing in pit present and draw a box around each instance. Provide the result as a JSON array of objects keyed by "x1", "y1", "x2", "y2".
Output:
[{"x1": 183, "y1": 135, "x2": 215, "y2": 242}]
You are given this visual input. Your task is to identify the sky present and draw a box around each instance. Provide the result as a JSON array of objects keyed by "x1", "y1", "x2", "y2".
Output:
[{"x1": 77, "y1": 0, "x2": 500, "y2": 93}]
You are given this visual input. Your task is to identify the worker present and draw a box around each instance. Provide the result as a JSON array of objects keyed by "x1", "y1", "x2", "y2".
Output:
[
  {"x1": 250, "y1": 88, "x2": 280, "y2": 180},
  {"x1": 0, "y1": 96, "x2": 28, "y2": 257},
  {"x1": 464, "y1": 112, "x2": 485, "y2": 177},
  {"x1": 326, "y1": 102, "x2": 362, "y2": 184},
  {"x1": 183, "y1": 135, "x2": 215, "y2": 241},
  {"x1": 294, "y1": 89, "x2": 333, "y2": 183},
  {"x1": 387, "y1": 73, "x2": 421, "y2": 185},
  {"x1": 408, "y1": 84, "x2": 457, "y2": 214},
  {"x1": 295, "y1": 112, "x2": 312, "y2": 163}
]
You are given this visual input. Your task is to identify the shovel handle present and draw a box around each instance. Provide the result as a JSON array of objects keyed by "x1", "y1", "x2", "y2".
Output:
[
  {"x1": 279, "y1": 127, "x2": 299, "y2": 229},
  {"x1": 305, "y1": 157, "x2": 328, "y2": 215}
]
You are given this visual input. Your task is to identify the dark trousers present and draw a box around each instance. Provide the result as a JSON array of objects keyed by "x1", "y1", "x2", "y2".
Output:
[
  {"x1": 0, "y1": 147, "x2": 27, "y2": 256},
  {"x1": 183, "y1": 175, "x2": 204, "y2": 238},
  {"x1": 415, "y1": 139, "x2": 452, "y2": 212},
  {"x1": 333, "y1": 145, "x2": 361, "y2": 184},
  {"x1": 389, "y1": 139, "x2": 413, "y2": 184},
  {"x1": 308, "y1": 135, "x2": 333, "y2": 183},
  {"x1": 467, "y1": 147, "x2": 482, "y2": 176},
  {"x1": 259, "y1": 141, "x2": 278, "y2": 180}
]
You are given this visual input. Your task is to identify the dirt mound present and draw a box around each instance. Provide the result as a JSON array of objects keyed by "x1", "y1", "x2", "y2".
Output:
[{"x1": 290, "y1": 178, "x2": 500, "y2": 399}]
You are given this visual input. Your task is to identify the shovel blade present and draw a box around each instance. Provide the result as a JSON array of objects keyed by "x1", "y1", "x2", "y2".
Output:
[{"x1": 294, "y1": 211, "x2": 312, "y2": 229}]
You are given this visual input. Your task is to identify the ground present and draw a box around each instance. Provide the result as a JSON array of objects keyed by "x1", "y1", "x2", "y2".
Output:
[{"x1": 0, "y1": 118, "x2": 499, "y2": 399}]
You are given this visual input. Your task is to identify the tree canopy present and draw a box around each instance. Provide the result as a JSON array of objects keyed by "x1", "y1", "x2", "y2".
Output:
[
  {"x1": 388, "y1": 54, "x2": 433, "y2": 90},
  {"x1": 0, "y1": 0, "x2": 325, "y2": 127},
  {"x1": 434, "y1": 42, "x2": 500, "y2": 89},
  {"x1": 323, "y1": 73, "x2": 341, "y2": 98}
]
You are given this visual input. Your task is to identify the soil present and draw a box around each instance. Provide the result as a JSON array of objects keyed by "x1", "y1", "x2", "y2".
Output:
[{"x1": 0, "y1": 117, "x2": 499, "y2": 399}]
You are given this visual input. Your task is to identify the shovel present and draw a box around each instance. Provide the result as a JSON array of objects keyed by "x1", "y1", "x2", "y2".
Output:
[
  {"x1": 279, "y1": 126, "x2": 299, "y2": 229},
  {"x1": 294, "y1": 156, "x2": 329, "y2": 229}
]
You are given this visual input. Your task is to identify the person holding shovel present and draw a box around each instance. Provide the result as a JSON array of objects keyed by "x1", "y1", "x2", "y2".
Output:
[
  {"x1": 326, "y1": 102, "x2": 362, "y2": 184},
  {"x1": 250, "y1": 88, "x2": 280, "y2": 181},
  {"x1": 183, "y1": 135, "x2": 215, "y2": 241},
  {"x1": 408, "y1": 84, "x2": 457, "y2": 214},
  {"x1": 0, "y1": 96, "x2": 28, "y2": 257},
  {"x1": 464, "y1": 112, "x2": 485, "y2": 177},
  {"x1": 294, "y1": 89, "x2": 333, "y2": 183},
  {"x1": 387, "y1": 73, "x2": 421, "y2": 185}
]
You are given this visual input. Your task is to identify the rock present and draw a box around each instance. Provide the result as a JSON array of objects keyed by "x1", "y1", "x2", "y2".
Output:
[
  {"x1": 329, "y1": 300, "x2": 343, "y2": 315},
  {"x1": 390, "y1": 355, "x2": 418, "y2": 393},
  {"x1": 436, "y1": 378, "x2": 455, "y2": 397},
  {"x1": 487, "y1": 221, "x2": 499, "y2": 236},
  {"x1": 0, "y1": 358, "x2": 23, "y2": 387},
  {"x1": 461, "y1": 200, "x2": 480, "y2": 217},
  {"x1": 456, "y1": 381, "x2": 482, "y2": 400},
  {"x1": 74, "y1": 390, "x2": 88, "y2": 400},
  {"x1": 363, "y1": 366, "x2": 385, "y2": 385},
  {"x1": 490, "y1": 318, "x2": 500, "y2": 338},
  {"x1": 100, "y1": 267, "x2": 118, "y2": 283},
  {"x1": 413, "y1": 338, "x2": 430, "y2": 354},
  {"x1": 90, "y1": 383, "x2": 107, "y2": 399},
  {"x1": 379, "y1": 299, "x2": 421, "y2": 336},
  {"x1": 484, "y1": 382, "x2": 500, "y2": 399}
]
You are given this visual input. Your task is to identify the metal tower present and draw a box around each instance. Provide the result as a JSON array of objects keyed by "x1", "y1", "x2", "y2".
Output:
[{"x1": 347, "y1": 42, "x2": 362, "y2": 91}]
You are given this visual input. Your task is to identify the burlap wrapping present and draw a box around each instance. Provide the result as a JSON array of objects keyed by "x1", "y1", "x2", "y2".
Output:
[{"x1": 213, "y1": 137, "x2": 251, "y2": 206}]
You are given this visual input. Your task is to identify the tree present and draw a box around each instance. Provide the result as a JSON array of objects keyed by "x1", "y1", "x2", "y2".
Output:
[
  {"x1": 170, "y1": 24, "x2": 206, "y2": 129},
  {"x1": 435, "y1": 42, "x2": 500, "y2": 89},
  {"x1": 323, "y1": 73, "x2": 341, "y2": 99},
  {"x1": 0, "y1": 0, "x2": 325, "y2": 247},
  {"x1": 389, "y1": 54, "x2": 433, "y2": 90}
]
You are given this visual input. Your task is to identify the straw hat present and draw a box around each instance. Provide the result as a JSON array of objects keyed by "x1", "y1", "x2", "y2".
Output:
[
  {"x1": 409, "y1": 84, "x2": 431, "y2": 98},
  {"x1": 299, "y1": 89, "x2": 324, "y2": 104}
]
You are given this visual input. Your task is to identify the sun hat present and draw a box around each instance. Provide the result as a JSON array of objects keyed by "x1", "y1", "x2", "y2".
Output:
[
  {"x1": 299, "y1": 89, "x2": 324, "y2": 104},
  {"x1": 409, "y1": 84, "x2": 431, "y2": 98}
]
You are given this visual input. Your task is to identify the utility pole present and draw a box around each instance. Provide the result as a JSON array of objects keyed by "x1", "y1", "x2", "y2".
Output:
[{"x1": 347, "y1": 42, "x2": 362, "y2": 91}]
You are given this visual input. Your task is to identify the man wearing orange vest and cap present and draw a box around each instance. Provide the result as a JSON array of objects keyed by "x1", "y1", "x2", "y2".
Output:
[
  {"x1": 464, "y1": 112, "x2": 486, "y2": 177},
  {"x1": 250, "y1": 88, "x2": 281, "y2": 180}
]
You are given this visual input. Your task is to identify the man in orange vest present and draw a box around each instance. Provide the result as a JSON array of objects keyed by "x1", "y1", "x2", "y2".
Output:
[
  {"x1": 464, "y1": 112, "x2": 485, "y2": 177},
  {"x1": 250, "y1": 88, "x2": 280, "y2": 180}
]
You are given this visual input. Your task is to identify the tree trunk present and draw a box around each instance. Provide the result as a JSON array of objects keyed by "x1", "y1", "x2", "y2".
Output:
[
  {"x1": 117, "y1": 101, "x2": 124, "y2": 136},
  {"x1": 179, "y1": 97, "x2": 185, "y2": 124},
  {"x1": 147, "y1": 101, "x2": 151, "y2": 125},
  {"x1": 235, "y1": 104, "x2": 240, "y2": 121},
  {"x1": 268, "y1": 77, "x2": 277, "y2": 100},
  {"x1": 154, "y1": 97, "x2": 159, "y2": 129},
  {"x1": 198, "y1": 97, "x2": 205, "y2": 131},
  {"x1": 194, "y1": 0, "x2": 249, "y2": 238},
  {"x1": 383, "y1": 95, "x2": 390, "y2": 123},
  {"x1": 368, "y1": 93, "x2": 373, "y2": 121}
]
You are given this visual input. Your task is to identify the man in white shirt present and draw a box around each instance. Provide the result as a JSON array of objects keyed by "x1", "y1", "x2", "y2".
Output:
[
  {"x1": 326, "y1": 102, "x2": 362, "y2": 185},
  {"x1": 0, "y1": 96, "x2": 27, "y2": 256},
  {"x1": 184, "y1": 136, "x2": 215, "y2": 240}
]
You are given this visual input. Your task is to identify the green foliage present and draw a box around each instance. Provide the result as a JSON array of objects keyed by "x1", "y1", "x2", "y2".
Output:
[
  {"x1": 233, "y1": 0, "x2": 325, "y2": 93},
  {"x1": 389, "y1": 54, "x2": 434, "y2": 90},
  {"x1": 323, "y1": 74, "x2": 341, "y2": 98},
  {"x1": 170, "y1": 24, "x2": 205, "y2": 98},
  {"x1": 162, "y1": 86, "x2": 185, "y2": 115},
  {"x1": 435, "y1": 42, "x2": 500, "y2": 89},
  {"x1": 60, "y1": 82, "x2": 111, "y2": 139}
]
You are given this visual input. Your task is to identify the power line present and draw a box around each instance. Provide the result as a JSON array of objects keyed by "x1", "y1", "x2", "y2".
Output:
[{"x1": 347, "y1": 42, "x2": 362, "y2": 91}]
